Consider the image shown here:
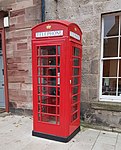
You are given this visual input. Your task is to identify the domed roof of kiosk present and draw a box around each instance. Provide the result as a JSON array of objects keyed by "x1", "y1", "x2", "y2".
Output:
[{"x1": 32, "y1": 20, "x2": 82, "y2": 33}]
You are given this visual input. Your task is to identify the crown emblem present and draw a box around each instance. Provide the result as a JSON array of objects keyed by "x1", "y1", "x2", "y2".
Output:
[
  {"x1": 74, "y1": 28, "x2": 77, "y2": 31},
  {"x1": 46, "y1": 24, "x2": 51, "y2": 29}
]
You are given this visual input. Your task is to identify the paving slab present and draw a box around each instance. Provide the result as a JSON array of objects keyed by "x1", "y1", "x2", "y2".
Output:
[{"x1": 0, "y1": 114, "x2": 120, "y2": 150}]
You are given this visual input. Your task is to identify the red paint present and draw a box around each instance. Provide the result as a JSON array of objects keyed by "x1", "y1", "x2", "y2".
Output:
[{"x1": 32, "y1": 20, "x2": 82, "y2": 137}]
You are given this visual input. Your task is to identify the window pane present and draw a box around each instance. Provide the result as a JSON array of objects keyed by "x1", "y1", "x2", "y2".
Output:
[
  {"x1": 118, "y1": 79, "x2": 121, "y2": 96},
  {"x1": 41, "y1": 77, "x2": 56, "y2": 86},
  {"x1": 72, "y1": 104, "x2": 78, "y2": 113},
  {"x1": 57, "y1": 46, "x2": 60, "y2": 55},
  {"x1": 41, "y1": 68, "x2": 56, "y2": 76},
  {"x1": 73, "y1": 58, "x2": 79, "y2": 66},
  {"x1": 41, "y1": 57, "x2": 56, "y2": 66},
  {"x1": 72, "y1": 95, "x2": 78, "y2": 103},
  {"x1": 41, "y1": 46, "x2": 56, "y2": 55},
  {"x1": 42, "y1": 96, "x2": 56, "y2": 105},
  {"x1": 41, "y1": 114, "x2": 56, "y2": 124},
  {"x1": 104, "y1": 16, "x2": 119, "y2": 37},
  {"x1": 72, "y1": 86, "x2": 78, "y2": 94},
  {"x1": 72, "y1": 112, "x2": 78, "y2": 122},
  {"x1": 41, "y1": 86, "x2": 56, "y2": 95},
  {"x1": 74, "y1": 47, "x2": 80, "y2": 56},
  {"x1": 42, "y1": 105, "x2": 56, "y2": 114},
  {"x1": 73, "y1": 68, "x2": 79, "y2": 76},
  {"x1": 103, "y1": 60, "x2": 117, "y2": 77},
  {"x1": 102, "y1": 78, "x2": 117, "y2": 95},
  {"x1": 72, "y1": 77, "x2": 79, "y2": 85},
  {"x1": 120, "y1": 37, "x2": 121, "y2": 57},
  {"x1": 119, "y1": 60, "x2": 121, "y2": 77},
  {"x1": 103, "y1": 38, "x2": 118, "y2": 58}
]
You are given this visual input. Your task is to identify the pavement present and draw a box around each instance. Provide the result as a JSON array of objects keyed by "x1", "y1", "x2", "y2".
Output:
[{"x1": 0, "y1": 114, "x2": 121, "y2": 150}]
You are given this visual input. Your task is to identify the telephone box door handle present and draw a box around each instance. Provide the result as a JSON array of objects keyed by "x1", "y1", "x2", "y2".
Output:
[{"x1": 70, "y1": 80, "x2": 72, "y2": 84}]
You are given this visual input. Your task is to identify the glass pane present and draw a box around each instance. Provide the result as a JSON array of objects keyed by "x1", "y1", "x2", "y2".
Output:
[
  {"x1": 49, "y1": 87, "x2": 56, "y2": 95},
  {"x1": 38, "y1": 68, "x2": 40, "y2": 75},
  {"x1": 41, "y1": 114, "x2": 56, "y2": 124},
  {"x1": 104, "y1": 16, "x2": 119, "y2": 37},
  {"x1": 57, "y1": 88, "x2": 60, "y2": 95},
  {"x1": 41, "y1": 86, "x2": 56, "y2": 95},
  {"x1": 0, "y1": 34, "x2": 2, "y2": 55},
  {"x1": 57, "y1": 117, "x2": 60, "y2": 125},
  {"x1": 102, "y1": 78, "x2": 117, "y2": 95},
  {"x1": 38, "y1": 95, "x2": 40, "y2": 103},
  {"x1": 120, "y1": 37, "x2": 121, "y2": 57},
  {"x1": 38, "y1": 58, "x2": 40, "y2": 66},
  {"x1": 42, "y1": 105, "x2": 56, "y2": 114},
  {"x1": 57, "y1": 97, "x2": 60, "y2": 105},
  {"x1": 41, "y1": 57, "x2": 56, "y2": 66},
  {"x1": 58, "y1": 57, "x2": 60, "y2": 66},
  {"x1": 72, "y1": 86, "x2": 78, "y2": 94},
  {"x1": 57, "y1": 46, "x2": 60, "y2": 55},
  {"x1": 103, "y1": 60, "x2": 117, "y2": 77},
  {"x1": 72, "y1": 95, "x2": 78, "y2": 103},
  {"x1": 72, "y1": 112, "x2": 77, "y2": 122},
  {"x1": 41, "y1": 68, "x2": 56, "y2": 76},
  {"x1": 41, "y1": 46, "x2": 56, "y2": 55},
  {"x1": 42, "y1": 96, "x2": 56, "y2": 105},
  {"x1": 73, "y1": 58, "x2": 79, "y2": 66},
  {"x1": 38, "y1": 77, "x2": 40, "y2": 85},
  {"x1": 72, "y1": 104, "x2": 78, "y2": 113},
  {"x1": 38, "y1": 47, "x2": 41, "y2": 56},
  {"x1": 41, "y1": 77, "x2": 56, "y2": 86},
  {"x1": 57, "y1": 107, "x2": 60, "y2": 114},
  {"x1": 119, "y1": 60, "x2": 121, "y2": 77},
  {"x1": 38, "y1": 104, "x2": 40, "y2": 112},
  {"x1": 74, "y1": 47, "x2": 79, "y2": 56},
  {"x1": 38, "y1": 86, "x2": 40, "y2": 94},
  {"x1": 38, "y1": 113, "x2": 40, "y2": 121},
  {"x1": 72, "y1": 77, "x2": 79, "y2": 85},
  {"x1": 118, "y1": 79, "x2": 121, "y2": 96},
  {"x1": 73, "y1": 68, "x2": 79, "y2": 76},
  {"x1": 103, "y1": 38, "x2": 118, "y2": 58}
]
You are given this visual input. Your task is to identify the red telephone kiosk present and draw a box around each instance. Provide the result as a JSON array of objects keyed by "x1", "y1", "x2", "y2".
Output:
[{"x1": 32, "y1": 20, "x2": 82, "y2": 142}]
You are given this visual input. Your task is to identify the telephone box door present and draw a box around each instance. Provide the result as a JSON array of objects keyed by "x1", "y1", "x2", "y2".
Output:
[
  {"x1": 33, "y1": 41, "x2": 67, "y2": 136},
  {"x1": 70, "y1": 42, "x2": 82, "y2": 129}
]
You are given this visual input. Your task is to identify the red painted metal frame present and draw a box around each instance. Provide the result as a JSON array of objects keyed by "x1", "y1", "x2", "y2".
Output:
[
  {"x1": 32, "y1": 20, "x2": 82, "y2": 138},
  {"x1": 0, "y1": 29, "x2": 9, "y2": 112}
]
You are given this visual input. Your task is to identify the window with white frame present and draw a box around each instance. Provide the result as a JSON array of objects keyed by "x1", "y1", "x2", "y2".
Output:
[{"x1": 100, "y1": 13, "x2": 121, "y2": 102}]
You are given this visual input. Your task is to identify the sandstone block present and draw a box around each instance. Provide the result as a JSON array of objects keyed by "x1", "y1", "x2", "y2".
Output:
[
  {"x1": 7, "y1": 70, "x2": 28, "y2": 76},
  {"x1": 89, "y1": 88, "x2": 98, "y2": 101},
  {"x1": 8, "y1": 76, "x2": 25, "y2": 83},
  {"x1": 10, "y1": 9, "x2": 25, "y2": 17},
  {"x1": 91, "y1": 60, "x2": 99, "y2": 74},
  {"x1": 25, "y1": 5, "x2": 41, "y2": 21},
  {"x1": 79, "y1": 4, "x2": 93, "y2": 16},
  {"x1": 11, "y1": 0, "x2": 33, "y2": 11},
  {"x1": 81, "y1": 88, "x2": 89, "y2": 101},
  {"x1": 17, "y1": 15, "x2": 25, "y2": 24},
  {"x1": 21, "y1": 83, "x2": 32, "y2": 90},
  {"x1": 17, "y1": 43, "x2": 27, "y2": 50},
  {"x1": 82, "y1": 31, "x2": 93, "y2": 47},
  {"x1": 89, "y1": 74, "x2": 98, "y2": 88},
  {"x1": 7, "y1": 57, "x2": 21, "y2": 64},
  {"x1": 8, "y1": 83, "x2": 21, "y2": 90},
  {"x1": 82, "y1": 60, "x2": 90, "y2": 74}
]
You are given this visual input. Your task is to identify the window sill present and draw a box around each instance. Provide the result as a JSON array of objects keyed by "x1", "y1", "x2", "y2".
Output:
[{"x1": 91, "y1": 101, "x2": 121, "y2": 112}]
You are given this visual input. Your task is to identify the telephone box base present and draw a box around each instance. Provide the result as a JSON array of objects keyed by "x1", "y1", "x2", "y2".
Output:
[{"x1": 32, "y1": 127, "x2": 80, "y2": 143}]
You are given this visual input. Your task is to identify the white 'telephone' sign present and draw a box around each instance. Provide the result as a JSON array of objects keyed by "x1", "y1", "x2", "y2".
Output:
[
  {"x1": 70, "y1": 31, "x2": 80, "y2": 41},
  {"x1": 36, "y1": 30, "x2": 63, "y2": 38}
]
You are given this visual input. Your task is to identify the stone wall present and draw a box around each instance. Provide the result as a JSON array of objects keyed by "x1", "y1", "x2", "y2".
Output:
[
  {"x1": 45, "y1": 0, "x2": 121, "y2": 128},
  {"x1": 0, "y1": 0, "x2": 41, "y2": 111}
]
